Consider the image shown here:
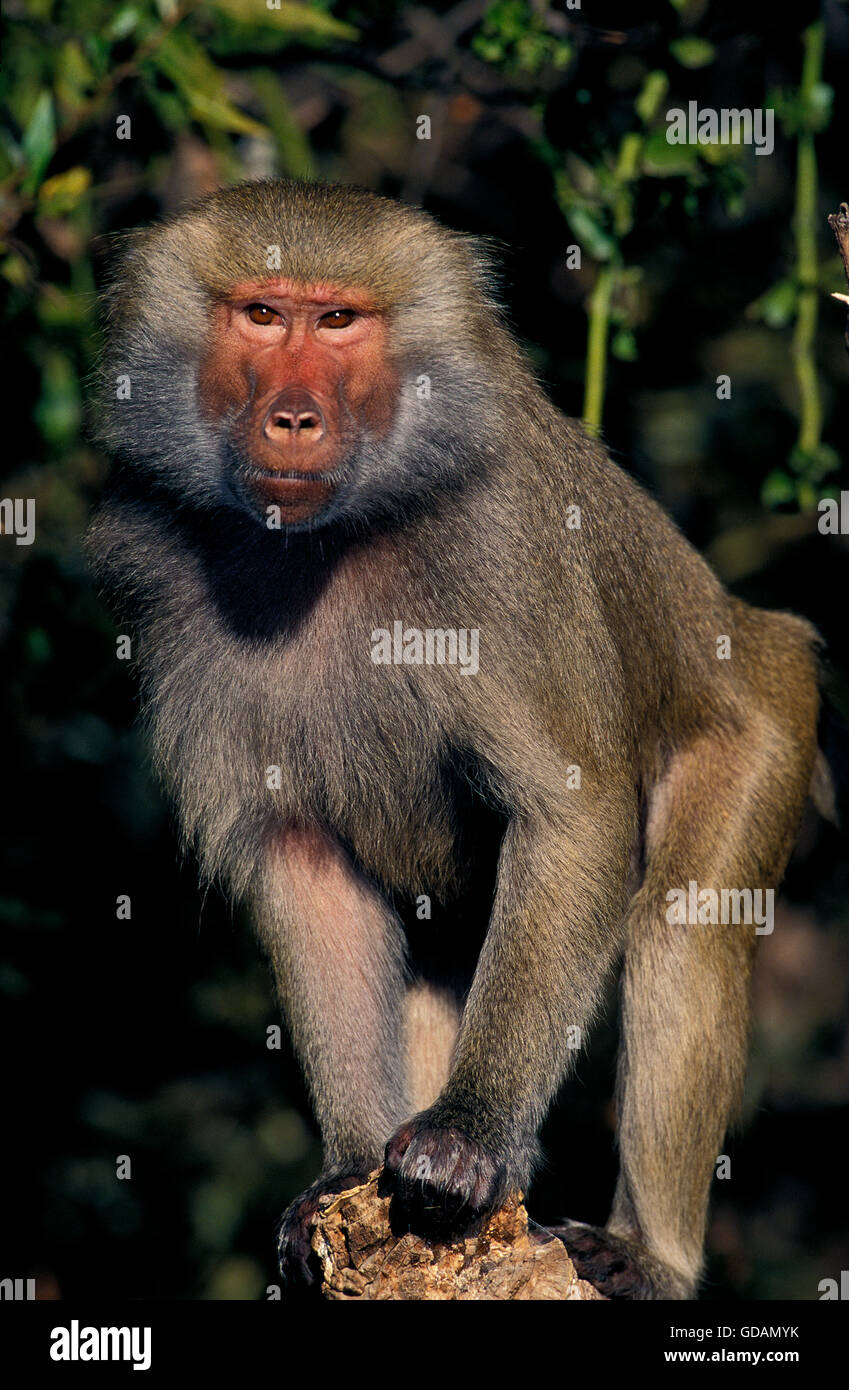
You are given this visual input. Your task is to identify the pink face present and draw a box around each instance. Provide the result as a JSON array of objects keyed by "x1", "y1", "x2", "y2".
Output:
[{"x1": 198, "y1": 279, "x2": 399, "y2": 525}]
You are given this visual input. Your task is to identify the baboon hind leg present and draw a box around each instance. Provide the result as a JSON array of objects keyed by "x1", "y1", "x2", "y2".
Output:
[{"x1": 558, "y1": 716, "x2": 815, "y2": 1299}]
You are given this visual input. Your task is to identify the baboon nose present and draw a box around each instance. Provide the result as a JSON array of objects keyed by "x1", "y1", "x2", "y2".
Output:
[{"x1": 263, "y1": 387, "x2": 326, "y2": 441}]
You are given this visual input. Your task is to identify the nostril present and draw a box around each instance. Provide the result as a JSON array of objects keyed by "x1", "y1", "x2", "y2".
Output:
[
  {"x1": 263, "y1": 388, "x2": 326, "y2": 440},
  {"x1": 270, "y1": 412, "x2": 318, "y2": 432}
]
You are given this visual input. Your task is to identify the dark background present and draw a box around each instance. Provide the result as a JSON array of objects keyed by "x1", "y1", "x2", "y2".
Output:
[{"x1": 1, "y1": 0, "x2": 847, "y2": 1300}]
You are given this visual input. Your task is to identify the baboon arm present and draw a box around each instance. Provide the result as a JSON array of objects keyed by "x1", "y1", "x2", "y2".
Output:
[
  {"x1": 435, "y1": 801, "x2": 633, "y2": 1154},
  {"x1": 255, "y1": 825, "x2": 409, "y2": 1171}
]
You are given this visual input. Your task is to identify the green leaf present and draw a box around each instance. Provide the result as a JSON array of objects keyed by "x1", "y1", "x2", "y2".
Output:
[
  {"x1": 669, "y1": 38, "x2": 716, "y2": 69},
  {"x1": 473, "y1": 36, "x2": 504, "y2": 63},
  {"x1": 33, "y1": 349, "x2": 81, "y2": 447},
  {"x1": 105, "y1": 6, "x2": 141, "y2": 41},
  {"x1": 473, "y1": 0, "x2": 566, "y2": 75},
  {"x1": 142, "y1": 82, "x2": 186, "y2": 134},
  {"x1": 749, "y1": 277, "x2": 798, "y2": 328},
  {"x1": 55, "y1": 40, "x2": 97, "y2": 114},
  {"x1": 0, "y1": 123, "x2": 23, "y2": 170},
  {"x1": 37, "y1": 166, "x2": 91, "y2": 217},
  {"x1": 1, "y1": 254, "x2": 32, "y2": 288},
  {"x1": 715, "y1": 162, "x2": 747, "y2": 216},
  {"x1": 641, "y1": 126, "x2": 699, "y2": 175},
  {"x1": 21, "y1": 91, "x2": 56, "y2": 193},
  {"x1": 152, "y1": 32, "x2": 269, "y2": 137},
  {"x1": 563, "y1": 205, "x2": 616, "y2": 262},
  {"x1": 700, "y1": 138, "x2": 745, "y2": 166},
  {"x1": 788, "y1": 443, "x2": 840, "y2": 482},
  {"x1": 211, "y1": 0, "x2": 358, "y2": 40},
  {"x1": 481, "y1": 0, "x2": 529, "y2": 44},
  {"x1": 248, "y1": 69, "x2": 314, "y2": 178},
  {"x1": 805, "y1": 81, "x2": 834, "y2": 133},
  {"x1": 84, "y1": 36, "x2": 111, "y2": 81},
  {"x1": 552, "y1": 41, "x2": 573, "y2": 71},
  {"x1": 38, "y1": 284, "x2": 88, "y2": 328},
  {"x1": 183, "y1": 88, "x2": 269, "y2": 138},
  {"x1": 635, "y1": 70, "x2": 669, "y2": 126},
  {"x1": 761, "y1": 470, "x2": 796, "y2": 509},
  {"x1": 516, "y1": 32, "x2": 548, "y2": 73},
  {"x1": 611, "y1": 328, "x2": 638, "y2": 361}
]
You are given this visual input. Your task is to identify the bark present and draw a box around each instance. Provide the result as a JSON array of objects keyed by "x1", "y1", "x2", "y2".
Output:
[{"x1": 307, "y1": 1171, "x2": 605, "y2": 1300}]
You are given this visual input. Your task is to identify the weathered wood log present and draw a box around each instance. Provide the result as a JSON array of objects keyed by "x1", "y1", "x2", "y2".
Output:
[{"x1": 307, "y1": 1171, "x2": 605, "y2": 1300}]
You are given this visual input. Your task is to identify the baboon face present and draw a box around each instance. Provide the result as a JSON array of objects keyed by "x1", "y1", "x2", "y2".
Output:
[
  {"x1": 98, "y1": 179, "x2": 513, "y2": 531},
  {"x1": 196, "y1": 279, "x2": 398, "y2": 527}
]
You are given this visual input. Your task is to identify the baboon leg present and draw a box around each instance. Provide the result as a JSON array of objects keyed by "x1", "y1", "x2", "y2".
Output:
[
  {"x1": 570, "y1": 718, "x2": 814, "y2": 1298},
  {"x1": 404, "y1": 981, "x2": 462, "y2": 1113}
]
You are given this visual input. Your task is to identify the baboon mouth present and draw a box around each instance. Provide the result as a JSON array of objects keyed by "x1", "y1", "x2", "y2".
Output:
[
  {"x1": 248, "y1": 467, "x2": 337, "y2": 484},
  {"x1": 243, "y1": 467, "x2": 339, "y2": 514}
]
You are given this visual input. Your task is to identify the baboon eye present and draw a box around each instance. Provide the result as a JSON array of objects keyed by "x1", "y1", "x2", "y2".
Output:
[
  {"x1": 246, "y1": 303, "x2": 278, "y2": 325},
  {"x1": 320, "y1": 309, "x2": 357, "y2": 329}
]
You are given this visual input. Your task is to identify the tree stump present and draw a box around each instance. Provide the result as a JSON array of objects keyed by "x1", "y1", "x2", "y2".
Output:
[{"x1": 308, "y1": 1171, "x2": 605, "y2": 1300}]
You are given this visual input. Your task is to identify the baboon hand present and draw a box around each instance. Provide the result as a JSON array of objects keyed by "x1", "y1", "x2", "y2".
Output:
[
  {"x1": 383, "y1": 1111, "x2": 512, "y2": 1237},
  {"x1": 277, "y1": 1168, "x2": 371, "y2": 1289}
]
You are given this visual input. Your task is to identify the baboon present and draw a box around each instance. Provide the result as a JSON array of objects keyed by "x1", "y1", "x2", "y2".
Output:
[{"x1": 87, "y1": 178, "x2": 835, "y2": 1298}]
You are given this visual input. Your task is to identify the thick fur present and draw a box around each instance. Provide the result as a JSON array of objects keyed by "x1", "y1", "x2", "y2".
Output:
[{"x1": 88, "y1": 179, "x2": 822, "y2": 1298}]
